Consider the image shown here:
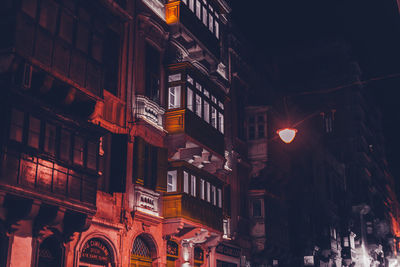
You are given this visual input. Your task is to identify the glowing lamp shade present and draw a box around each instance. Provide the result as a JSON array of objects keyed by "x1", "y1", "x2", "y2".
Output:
[{"x1": 277, "y1": 128, "x2": 297, "y2": 144}]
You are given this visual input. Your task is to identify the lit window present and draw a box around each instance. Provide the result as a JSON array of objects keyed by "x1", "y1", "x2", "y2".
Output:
[
  {"x1": 208, "y1": 14, "x2": 214, "y2": 32},
  {"x1": 189, "y1": 0, "x2": 194, "y2": 11},
  {"x1": 204, "y1": 101, "x2": 210, "y2": 123},
  {"x1": 211, "y1": 185, "x2": 216, "y2": 205},
  {"x1": 218, "y1": 188, "x2": 222, "y2": 208},
  {"x1": 196, "y1": 0, "x2": 201, "y2": 18},
  {"x1": 196, "y1": 94, "x2": 202, "y2": 117},
  {"x1": 218, "y1": 101, "x2": 224, "y2": 110},
  {"x1": 215, "y1": 20, "x2": 219, "y2": 39},
  {"x1": 343, "y1": 237, "x2": 349, "y2": 247},
  {"x1": 191, "y1": 175, "x2": 196, "y2": 196},
  {"x1": 196, "y1": 82, "x2": 202, "y2": 92},
  {"x1": 187, "y1": 75, "x2": 194, "y2": 84},
  {"x1": 350, "y1": 234, "x2": 355, "y2": 249},
  {"x1": 168, "y1": 73, "x2": 181, "y2": 82},
  {"x1": 44, "y1": 123, "x2": 57, "y2": 155},
  {"x1": 223, "y1": 218, "x2": 231, "y2": 238},
  {"x1": 28, "y1": 115, "x2": 41, "y2": 149},
  {"x1": 73, "y1": 136, "x2": 84, "y2": 166},
  {"x1": 184, "y1": 171, "x2": 189, "y2": 193},
  {"x1": 182, "y1": 0, "x2": 187, "y2": 4},
  {"x1": 187, "y1": 88, "x2": 194, "y2": 111},
  {"x1": 218, "y1": 112, "x2": 224, "y2": 133},
  {"x1": 200, "y1": 179, "x2": 205, "y2": 199},
  {"x1": 167, "y1": 170, "x2": 177, "y2": 192},
  {"x1": 168, "y1": 86, "x2": 181, "y2": 109},
  {"x1": 202, "y1": 6, "x2": 207, "y2": 25},
  {"x1": 203, "y1": 89, "x2": 210, "y2": 98},
  {"x1": 211, "y1": 95, "x2": 217, "y2": 103},
  {"x1": 206, "y1": 182, "x2": 211, "y2": 202},
  {"x1": 211, "y1": 107, "x2": 217, "y2": 128},
  {"x1": 9, "y1": 109, "x2": 24, "y2": 142}
]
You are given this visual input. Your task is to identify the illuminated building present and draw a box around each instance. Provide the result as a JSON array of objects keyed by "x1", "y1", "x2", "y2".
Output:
[{"x1": 0, "y1": 0, "x2": 253, "y2": 266}]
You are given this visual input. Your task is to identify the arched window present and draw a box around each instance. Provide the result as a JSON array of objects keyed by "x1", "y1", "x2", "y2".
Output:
[
  {"x1": 131, "y1": 235, "x2": 157, "y2": 267},
  {"x1": 38, "y1": 235, "x2": 63, "y2": 267},
  {"x1": 79, "y1": 238, "x2": 114, "y2": 267},
  {"x1": 132, "y1": 236, "x2": 151, "y2": 258}
]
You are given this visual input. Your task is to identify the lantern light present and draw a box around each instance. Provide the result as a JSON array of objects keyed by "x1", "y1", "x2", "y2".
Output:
[{"x1": 277, "y1": 128, "x2": 298, "y2": 144}]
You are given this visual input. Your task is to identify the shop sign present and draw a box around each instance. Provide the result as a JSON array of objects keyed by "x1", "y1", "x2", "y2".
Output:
[
  {"x1": 304, "y1": 256, "x2": 314, "y2": 266},
  {"x1": 80, "y1": 238, "x2": 112, "y2": 265},
  {"x1": 216, "y1": 244, "x2": 241, "y2": 258},
  {"x1": 167, "y1": 240, "x2": 179, "y2": 257}
]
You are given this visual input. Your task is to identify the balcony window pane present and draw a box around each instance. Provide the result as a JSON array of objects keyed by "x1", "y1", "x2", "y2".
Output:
[
  {"x1": 218, "y1": 101, "x2": 224, "y2": 110},
  {"x1": 200, "y1": 179, "x2": 205, "y2": 199},
  {"x1": 87, "y1": 141, "x2": 97, "y2": 170},
  {"x1": 202, "y1": 6, "x2": 207, "y2": 25},
  {"x1": 187, "y1": 75, "x2": 193, "y2": 84},
  {"x1": 196, "y1": 82, "x2": 202, "y2": 92},
  {"x1": 219, "y1": 112, "x2": 224, "y2": 133},
  {"x1": 191, "y1": 175, "x2": 196, "y2": 196},
  {"x1": 211, "y1": 107, "x2": 217, "y2": 128},
  {"x1": 92, "y1": 34, "x2": 103, "y2": 63},
  {"x1": 203, "y1": 89, "x2": 209, "y2": 98},
  {"x1": 249, "y1": 126, "x2": 255, "y2": 140},
  {"x1": 211, "y1": 185, "x2": 216, "y2": 205},
  {"x1": 189, "y1": 0, "x2": 194, "y2": 11},
  {"x1": 168, "y1": 73, "x2": 181, "y2": 82},
  {"x1": 196, "y1": 0, "x2": 201, "y2": 18},
  {"x1": 167, "y1": 170, "x2": 177, "y2": 192},
  {"x1": 211, "y1": 95, "x2": 217, "y2": 103},
  {"x1": 218, "y1": 188, "x2": 222, "y2": 208},
  {"x1": 258, "y1": 124, "x2": 265, "y2": 138},
  {"x1": 73, "y1": 136, "x2": 84, "y2": 166},
  {"x1": 60, "y1": 130, "x2": 71, "y2": 161},
  {"x1": 187, "y1": 88, "x2": 194, "y2": 111},
  {"x1": 204, "y1": 101, "x2": 210, "y2": 123},
  {"x1": 28, "y1": 116, "x2": 41, "y2": 149},
  {"x1": 59, "y1": 11, "x2": 74, "y2": 43},
  {"x1": 39, "y1": 0, "x2": 58, "y2": 33},
  {"x1": 76, "y1": 23, "x2": 89, "y2": 53},
  {"x1": 182, "y1": 0, "x2": 187, "y2": 4},
  {"x1": 209, "y1": 15, "x2": 214, "y2": 32},
  {"x1": 195, "y1": 94, "x2": 202, "y2": 117},
  {"x1": 44, "y1": 123, "x2": 56, "y2": 155},
  {"x1": 215, "y1": 20, "x2": 219, "y2": 39},
  {"x1": 184, "y1": 171, "x2": 189, "y2": 194},
  {"x1": 9, "y1": 109, "x2": 24, "y2": 142},
  {"x1": 168, "y1": 86, "x2": 181, "y2": 109},
  {"x1": 206, "y1": 182, "x2": 210, "y2": 202},
  {"x1": 343, "y1": 237, "x2": 349, "y2": 247}
]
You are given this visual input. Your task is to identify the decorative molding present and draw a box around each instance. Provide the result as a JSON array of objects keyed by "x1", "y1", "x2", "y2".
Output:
[{"x1": 135, "y1": 95, "x2": 165, "y2": 130}]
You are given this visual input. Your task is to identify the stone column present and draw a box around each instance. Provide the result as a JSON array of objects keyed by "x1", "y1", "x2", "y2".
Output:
[{"x1": 9, "y1": 236, "x2": 33, "y2": 267}]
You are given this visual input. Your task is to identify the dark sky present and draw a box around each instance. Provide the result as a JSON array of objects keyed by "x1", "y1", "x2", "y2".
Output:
[{"x1": 229, "y1": 0, "x2": 400, "y2": 189}]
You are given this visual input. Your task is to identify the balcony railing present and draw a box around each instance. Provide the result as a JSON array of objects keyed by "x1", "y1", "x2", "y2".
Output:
[
  {"x1": 133, "y1": 184, "x2": 161, "y2": 217},
  {"x1": 135, "y1": 95, "x2": 165, "y2": 130},
  {"x1": 163, "y1": 193, "x2": 222, "y2": 231},
  {"x1": 0, "y1": 148, "x2": 97, "y2": 207}
]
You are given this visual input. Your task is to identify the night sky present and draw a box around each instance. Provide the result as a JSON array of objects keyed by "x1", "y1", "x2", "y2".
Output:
[{"x1": 229, "y1": 0, "x2": 400, "y2": 192}]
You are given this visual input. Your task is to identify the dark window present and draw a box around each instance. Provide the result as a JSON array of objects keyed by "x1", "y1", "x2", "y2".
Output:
[
  {"x1": 60, "y1": 129, "x2": 71, "y2": 161},
  {"x1": 103, "y1": 29, "x2": 120, "y2": 95},
  {"x1": 44, "y1": 123, "x2": 56, "y2": 155},
  {"x1": 252, "y1": 199, "x2": 262, "y2": 217},
  {"x1": 27, "y1": 115, "x2": 41, "y2": 148},
  {"x1": 9, "y1": 109, "x2": 24, "y2": 142},
  {"x1": 87, "y1": 141, "x2": 97, "y2": 170},
  {"x1": 258, "y1": 124, "x2": 264, "y2": 138},
  {"x1": 76, "y1": 23, "x2": 89, "y2": 53},
  {"x1": 38, "y1": 236, "x2": 63, "y2": 267},
  {"x1": 248, "y1": 126, "x2": 255, "y2": 140},
  {"x1": 21, "y1": 0, "x2": 38, "y2": 18},
  {"x1": 39, "y1": 0, "x2": 58, "y2": 33},
  {"x1": 145, "y1": 44, "x2": 160, "y2": 103},
  {"x1": 59, "y1": 11, "x2": 74, "y2": 43},
  {"x1": 73, "y1": 136, "x2": 84, "y2": 166},
  {"x1": 91, "y1": 34, "x2": 103, "y2": 62}
]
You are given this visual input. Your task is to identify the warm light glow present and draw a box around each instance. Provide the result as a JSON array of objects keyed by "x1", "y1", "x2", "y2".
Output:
[
  {"x1": 165, "y1": 1, "x2": 180, "y2": 24},
  {"x1": 277, "y1": 128, "x2": 297, "y2": 143}
]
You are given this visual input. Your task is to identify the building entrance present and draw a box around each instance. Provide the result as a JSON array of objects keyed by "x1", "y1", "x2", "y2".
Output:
[{"x1": 130, "y1": 235, "x2": 155, "y2": 267}]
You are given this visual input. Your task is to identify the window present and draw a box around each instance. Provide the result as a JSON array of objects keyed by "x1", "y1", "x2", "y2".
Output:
[
  {"x1": 91, "y1": 34, "x2": 103, "y2": 63},
  {"x1": 202, "y1": 6, "x2": 207, "y2": 25},
  {"x1": 9, "y1": 109, "x2": 24, "y2": 142},
  {"x1": 28, "y1": 116, "x2": 41, "y2": 149},
  {"x1": 195, "y1": 94, "x2": 202, "y2": 117},
  {"x1": 223, "y1": 218, "x2": 231, "y2": 238},
  {"x1": 21, "y1": 0, "x2": 37, "y2": 18},
  {"x1": 187, "y1": 75, "x2": 193, "y2": 84},
  {"x1": 60, "y1": 129, "x2": 71, "y2": 161},
  {"x1": 203, "y1": 89, "x2": 209, "y2": 98},
  {"x1": 168, "y1": 73, "x2": 181, "y2": 82},
  {"x1": 252, "y1": 199, "x2": 262, "y2": 217},
  {"x1": 343, "y1": 237, "x2": 349, "y2": 247},
  {"x1": 59, "y1": 11, "x2": 74, "y2": 43},
  {"x1": 189, "y1": 0, "x2": 194, "y2": 11},
  {"x1": 73, "y1": 136, "x2": 84, "y2": 166},
  {"x1": 211, "y1": 185, "x2": 216, "y2": 205},
  {"x1": 203, "y1": 101, "x2": 210, "y2": 123},
  {"x1": 168, "y1": 86, "x2": 181, "y2": 109},
  {"x1": 191, "y1": 175, "x2": 196, "y2": 196},
  {"x1": 215, "y1": 20, "x2": 219, "y2": 39},
  {"x1": 76, "y1": 23, "x2": 89, "y2": 53},
  {"x1": 167, "y1": 171, "x2": 177, "y2": 192},
  {"x1": 196, "y1": 0, "x2": 201, "y2": 18},
  {"x1": 211, "y1": 107, "x2": 217, "y2": 128},
  {"x1": 211, "y1": 95, "x2": 217, "y2": 103},
  {"x1": 200, "y1": 179, "x2": 205, "y2": 199},
  {"x1": 87, "y1": 141, "x2": 97, "y2": 170},
  {"x1": 218, "y1": 112, "x2": 224, "y2": 133},
  {"x1": 208, "y1": 14, "x2": 214, "y2": 32},
  {"x1": 145, "y1": 44, "x2": 161, "y2": 103},
  {"x1": 248, "y1": 126, "x2": 255, "y2": 140},
  {"x1": 196, "y1": 82, "x2": 202, "y2": 92},
  {"x1": 184, "y1": 171, "x2": 189, "y2": 194},
  {"x1": 258, "y1": 124, "x2": 264, "y2": 138},
  {"x1": 206, "y1": 182, "x2": 211, "y2": 202},
  {"x1": 187, "y1": 88, "x2": 194, "y2": 111},
  {"x1": 44, "y1": 123, "x2": 56, "y2": 155},
  {"x1": 39, "y1": 0, "x2": 58, "y2": 33},
  {"x1": 218, "y1": 188, "x2": 222, "y2": 208}
]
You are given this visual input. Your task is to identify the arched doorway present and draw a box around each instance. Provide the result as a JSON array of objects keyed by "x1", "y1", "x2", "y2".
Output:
[
  {"x1": 37, "y1": 235, "x2": 63, "y2": 267},
  {"x1": 130, "y1": 235, "x2": 157, "y2": 267},
  {"x1": 79, "y1": 238, "x2": 114, "y2": 267}
]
